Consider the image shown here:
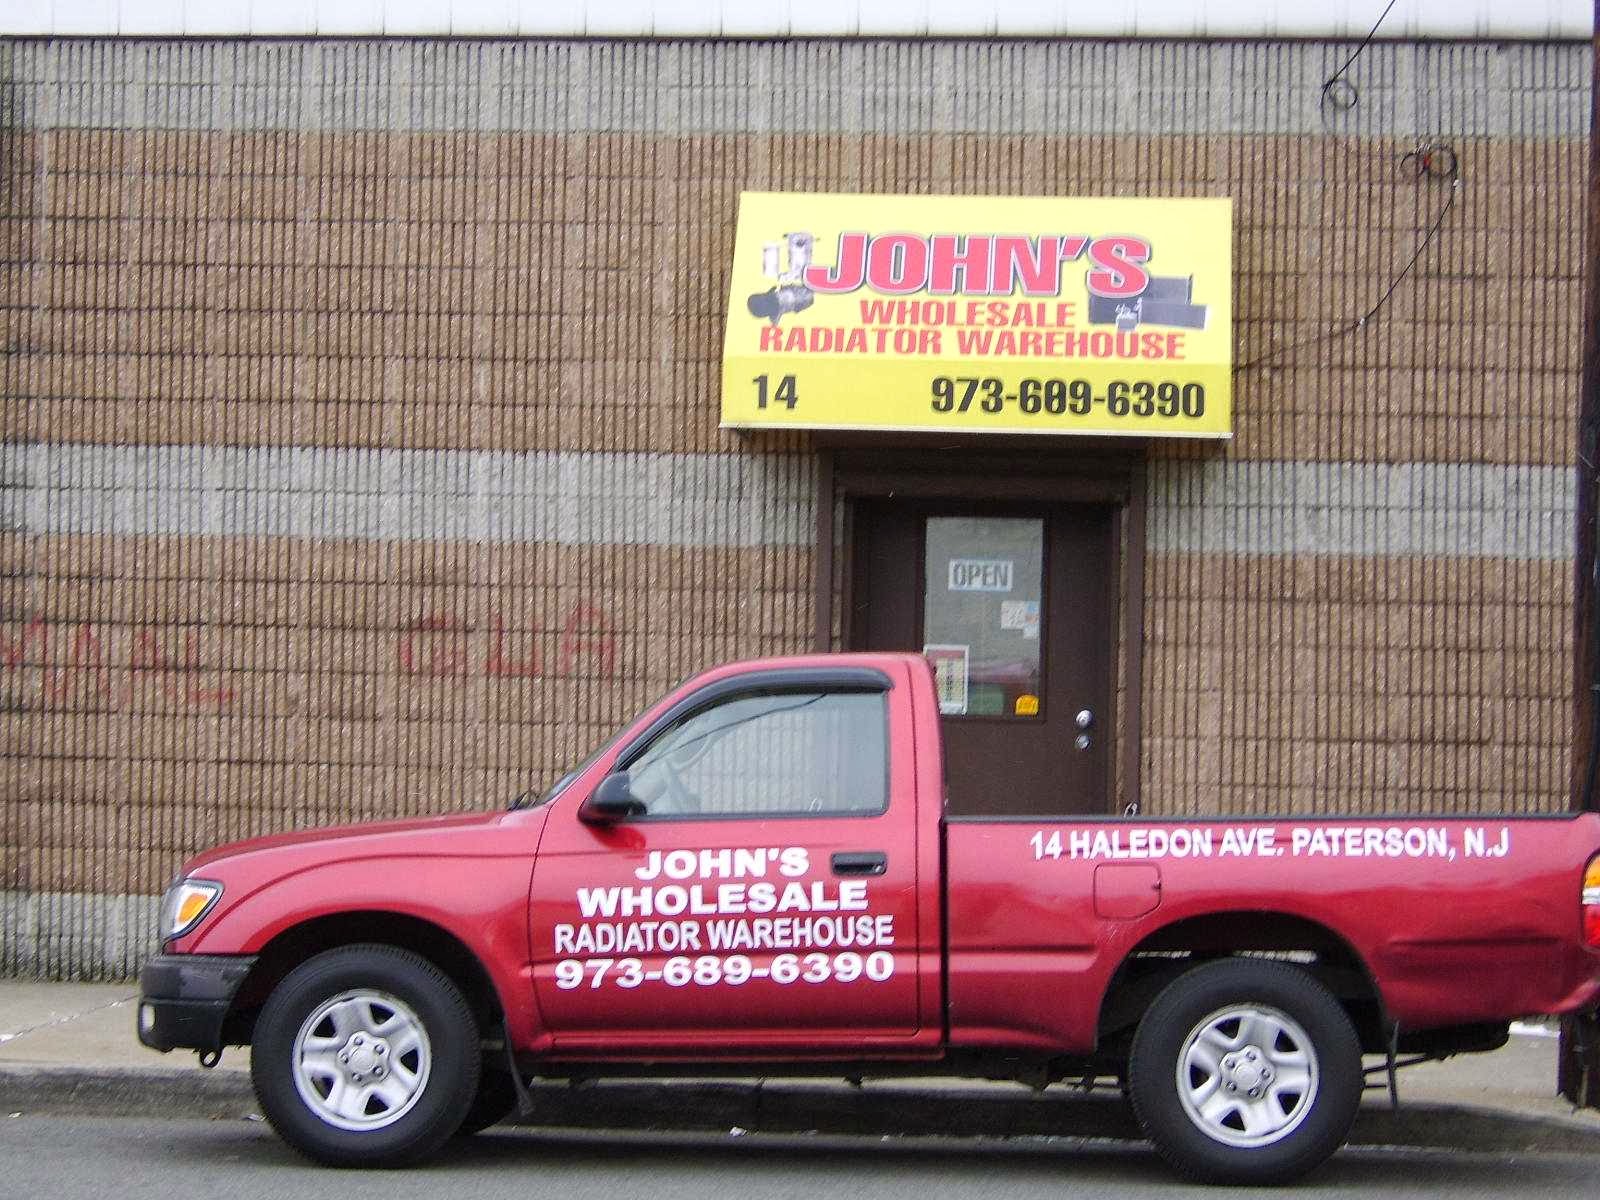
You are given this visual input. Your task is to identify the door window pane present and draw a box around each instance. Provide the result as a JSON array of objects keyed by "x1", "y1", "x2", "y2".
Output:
[
  {"x1": 923, "y1": 517, "x2": 1043, "y2": 719},
  {"x1": 627, "y1": 690, "x2": 887, "y2": 817}
]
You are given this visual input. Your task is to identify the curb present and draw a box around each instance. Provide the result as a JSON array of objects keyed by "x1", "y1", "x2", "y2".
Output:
[
  {"x1": 2, "y1": 1065, "x2": 1596, "y2": 1156},
  {"x1": 1349, "y1": 1100, "x2": 1600, "y2": 1157},
  {"x1": 0, "y1": 1066, "x2": 256, "y2": 1121}
]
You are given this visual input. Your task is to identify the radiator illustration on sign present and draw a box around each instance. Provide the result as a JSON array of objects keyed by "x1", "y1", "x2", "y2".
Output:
[
  {"x1": 1088, "y1": 275, "x2": 1209, "y2": 331},
  {"x1": 748, "y1": 232, "x2": 817, "y2": 325},
  {"x1": 722, "y1": 192, "x2": 1233, "y2": 438}
]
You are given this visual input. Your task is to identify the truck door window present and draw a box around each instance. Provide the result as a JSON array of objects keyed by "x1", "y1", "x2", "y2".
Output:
[{"x1": 624, "y1": 690, "x2": 887, "y2": 818}]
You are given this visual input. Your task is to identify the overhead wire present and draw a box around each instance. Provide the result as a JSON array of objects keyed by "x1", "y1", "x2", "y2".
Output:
[
  {"x1": 1320, "y1": 0, "x2": 1401, "y2": 119},
  {"x1": 1237, "y1": 153, "x2": 1461, "y2": 370},
  {"x1": 1239, "y1": 0, "x2": 1461, "y2": 372}
]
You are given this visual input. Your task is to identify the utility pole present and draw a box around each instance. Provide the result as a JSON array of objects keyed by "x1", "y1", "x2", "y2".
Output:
[{"x1": 1559, "y1": 0, "x2": 1600, "y2": 1110}]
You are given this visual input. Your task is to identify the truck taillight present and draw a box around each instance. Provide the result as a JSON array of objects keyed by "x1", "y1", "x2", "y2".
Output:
[{"x1": 1586, "y1": 856, "x2": 1600, "y2": 949}]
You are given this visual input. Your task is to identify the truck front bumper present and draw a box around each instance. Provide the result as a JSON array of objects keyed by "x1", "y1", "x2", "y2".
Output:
[{"x1": 137, "y1": 954, "x2": 256, "y2": 1053}]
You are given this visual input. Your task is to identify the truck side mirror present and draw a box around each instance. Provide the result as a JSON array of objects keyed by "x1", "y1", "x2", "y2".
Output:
[{"x1": 579, "y1": 771, "x2": 647, "y2": 824}]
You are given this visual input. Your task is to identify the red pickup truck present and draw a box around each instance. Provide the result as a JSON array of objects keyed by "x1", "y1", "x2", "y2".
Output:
[{"x1": 138, "y1": 652, "x2": 1600, "y2": 1183}]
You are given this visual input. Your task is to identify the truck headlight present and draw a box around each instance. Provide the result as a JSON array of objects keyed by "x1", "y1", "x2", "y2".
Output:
[{"x1": 160, "y1": 879, "x2": 223, "y2": 941}]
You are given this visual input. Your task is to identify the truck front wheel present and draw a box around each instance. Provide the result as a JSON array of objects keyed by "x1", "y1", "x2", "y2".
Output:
[
  {"x1": 251, "y1": 944, "x2": 481, "y2": 1166},
  {"x1": 1127, "y1": 958, "x2": 1361, "y2": 1185}
]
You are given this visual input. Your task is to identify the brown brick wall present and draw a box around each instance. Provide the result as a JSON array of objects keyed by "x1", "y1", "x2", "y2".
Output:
[
  {"x1": 2, "y1": 131, "x2": 1583, "y2": 464},
  {"x1": 1141, "y1": 553, "x2": 1572, "y2": 817},
  {"x1": 1, "y1": 533, "x2": 816, "y2": 895}
]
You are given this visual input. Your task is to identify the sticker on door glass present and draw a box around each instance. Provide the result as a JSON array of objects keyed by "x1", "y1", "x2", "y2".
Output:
[
  {"x1": 924, "y1": 644, "x2": 970, "y2": 715},
  {"x1": 948, "y1": 559, "x2": 1013, "y2": 592},
  {"x1": 999, "y1": 600, "x2": 1040, "y2": 640}
]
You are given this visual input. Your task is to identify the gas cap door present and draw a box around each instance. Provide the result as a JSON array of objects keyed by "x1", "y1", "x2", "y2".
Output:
[{"x1": 1093, "y1": 863, "x2": 1162, "y2": 920}]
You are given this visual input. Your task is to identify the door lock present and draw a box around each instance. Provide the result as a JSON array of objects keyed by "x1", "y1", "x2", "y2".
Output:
[{"x1": 1075, "y1": 709, "x2": 1094, "y2": 730}]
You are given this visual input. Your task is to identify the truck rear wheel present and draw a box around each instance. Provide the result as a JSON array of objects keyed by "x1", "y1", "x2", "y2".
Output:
[
  {"x1": 1127, "y1": 958, "x2": 1361, "y2": 1185},
  {"x1": 251, "y1": 944, "x2": 480, "y2": 1166}
]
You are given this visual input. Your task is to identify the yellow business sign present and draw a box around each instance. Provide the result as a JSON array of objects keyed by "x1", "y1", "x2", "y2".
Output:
[{"x1": 721, "y1": 192, "x2": 1232, "y2": 438}]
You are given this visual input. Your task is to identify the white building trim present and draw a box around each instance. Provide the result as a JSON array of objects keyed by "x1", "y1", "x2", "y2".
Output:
[{"x1": 2, "y1": 0, "x2": 1592, "y2": 41}]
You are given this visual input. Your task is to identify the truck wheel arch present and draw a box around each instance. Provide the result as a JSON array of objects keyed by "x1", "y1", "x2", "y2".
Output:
[
  {"x1": 224, "y1": 911, "x2": 507, "y2": 1049},
  {"x1": 1095, "y1": 910, "x2": 1387, "y2": 1055}
]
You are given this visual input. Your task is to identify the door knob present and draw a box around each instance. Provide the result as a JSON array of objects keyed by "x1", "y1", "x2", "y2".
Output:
[{"x1": 1075, "y1": 709, "x2": 1094, "y2": 730}]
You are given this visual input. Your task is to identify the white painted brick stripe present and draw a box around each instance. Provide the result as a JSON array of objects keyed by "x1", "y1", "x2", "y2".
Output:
[
  {"x1": 0, "y1": 890, "x2": 158, "y2": 982},
  {"x1": 0, "y1": 40, "x2": 1588, "y2": 139},
  {"x1": 0, "y1": 442, "x2": 1576, "y2": 560},
  {"x1": 0, "y1": 443, "x2": 817, "y2": 549},
  {"x1": 1148, "y1": 460, "x2": 1575, "y2": 560}
]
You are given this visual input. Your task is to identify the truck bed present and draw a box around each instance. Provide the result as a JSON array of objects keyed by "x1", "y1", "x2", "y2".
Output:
[{"x1": 943, "y1": 813, "x2": 1600, "y2": 1054}]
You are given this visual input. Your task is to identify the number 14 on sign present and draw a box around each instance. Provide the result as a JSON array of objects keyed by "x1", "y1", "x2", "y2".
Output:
[{"x1": 753, "y1": 375, "x2": 799, "y2": 409}]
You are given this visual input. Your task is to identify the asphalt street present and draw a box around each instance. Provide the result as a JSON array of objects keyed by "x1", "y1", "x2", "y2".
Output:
[{"x1": 0, "y1": 1116, "x2": 1594, "y2": 1200}]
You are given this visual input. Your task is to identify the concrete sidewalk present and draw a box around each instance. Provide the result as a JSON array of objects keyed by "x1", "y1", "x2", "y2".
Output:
[{"x1": 2, "y1": 980, "x2": 1597, "y2": 1155}]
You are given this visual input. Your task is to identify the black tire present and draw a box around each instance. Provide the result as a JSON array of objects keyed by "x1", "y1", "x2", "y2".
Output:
[
  {"x1": 1127, "y1": 958, "x2": 1361, "y2": 1185},
  {"x1": 455, "y1": 1068, "x2": 519, "y2": 1136},
  {"x1": 250, "y1": 944, "x2": 481, "y2": 1167}
]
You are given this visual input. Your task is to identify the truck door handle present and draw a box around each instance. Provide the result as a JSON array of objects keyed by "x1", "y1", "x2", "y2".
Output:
[{"x1": 831, "y1": 851, "x2": 887, "y2": 876}]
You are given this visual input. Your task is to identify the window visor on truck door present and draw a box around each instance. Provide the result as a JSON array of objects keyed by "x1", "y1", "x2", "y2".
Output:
[{"x1": 611, "y1": 667, "x2": 893, "y2": 821}]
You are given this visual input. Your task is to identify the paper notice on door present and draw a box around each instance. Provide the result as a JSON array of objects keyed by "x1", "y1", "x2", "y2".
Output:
[
  {"x1": 1000, "y1": 600, "x2": 1041, "y2": 640},
  {"x1": 924, "y1": 644, "x2": 969, "y2": 715}
]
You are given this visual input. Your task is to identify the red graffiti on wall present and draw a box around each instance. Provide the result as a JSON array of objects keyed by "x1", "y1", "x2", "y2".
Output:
[
  {"x1": 1, "y1": 601, "x2": 618, "y2": 711},
  {"x1": 0, "y1": 618, "x2": 235, "y2": 708},
  {"x1": 398, "y1": 603, "x2": 618, "y2": 680}
]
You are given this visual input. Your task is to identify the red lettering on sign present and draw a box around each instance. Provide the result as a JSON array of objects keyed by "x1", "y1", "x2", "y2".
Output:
[
  {"x1": 863, "y1": 234, "x2": 929, "y2": 295},
  {"x1": 804, "y1": 232, "x2": 868, "y2": 293},
  {"x1": 927, "y1": 235, "x2": 994, "y2": 296},
  {"x1": 1085, "y1": 235, "x2": 1153, "y2": 299}
]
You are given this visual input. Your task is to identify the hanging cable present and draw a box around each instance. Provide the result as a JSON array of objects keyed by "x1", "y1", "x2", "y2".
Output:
[
  {"x1": 1240, "y1": 0, "x2": 1457, "y2": 373},
  {"x1": 1237, "y1": 144, "x2": 1460, "y2": 371},
  {"x1": 1321, "y1": 0, "x2": 1401, "y2": 121}
]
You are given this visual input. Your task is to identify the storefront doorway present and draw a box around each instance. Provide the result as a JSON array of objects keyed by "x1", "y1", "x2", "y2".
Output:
[{"x1": 836, "y1": 454, "x2": 1135, "y2": 818}]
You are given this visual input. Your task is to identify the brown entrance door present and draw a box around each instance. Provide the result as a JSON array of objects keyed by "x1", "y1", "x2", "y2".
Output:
[{"x1": 849, "y1": 501, "x2": 1115, "y2": 816}]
